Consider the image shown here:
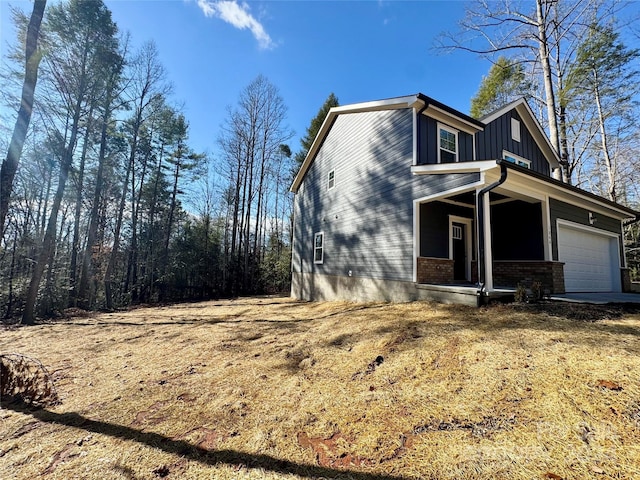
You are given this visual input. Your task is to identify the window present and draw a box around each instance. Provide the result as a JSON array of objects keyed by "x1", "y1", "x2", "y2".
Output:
[
  {"x1": 327, "y1": 170, "x2": 335, "y2": 190},
  {"x1": 314, "y1": 232, "x2": 324, "y2": 264},
  {"x1": 452, "y1": 224, "x2": 463, "y2": 240},
  {"x1": 511, "y1": 118, "x2": 521, "y2": 142},
  {"x1": 502, "y1": 151, "x2": 531, "y2": 169},
  {"x1": 438, "y1": 124, "x2": 458, "y2": 163}
]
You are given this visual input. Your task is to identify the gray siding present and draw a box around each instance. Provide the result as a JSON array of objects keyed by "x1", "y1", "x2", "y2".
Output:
[
  {"x1": 476, "y1": 110, "x2": 551, "y2": 175},
  {"x1": 418, "y1": 115, "x2": 474, "y2": 165},
  {"x1": 549, "y1": 198, "x2": 622, "y2": 261},
  {"x1": 420, "y1": 201, "x2": 475, "y2": 258},
  {"x1": 292, "y1": 108, "x2": 480, "y2": 283}
]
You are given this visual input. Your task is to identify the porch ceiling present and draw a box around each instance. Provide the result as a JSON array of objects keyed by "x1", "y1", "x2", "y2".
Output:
[{"x1": 443, "y1": 190, "x2": 529, "y2": 208}]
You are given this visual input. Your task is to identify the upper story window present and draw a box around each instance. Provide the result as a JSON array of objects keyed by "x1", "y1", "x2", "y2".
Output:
[
  {"x1": 314, "y1": 232, "x2": 324, "y2": 264},
  {"x1": 438, "y1": 123, "x2": 458, "y2": 163},
  {"x1": 328, "y1": 170, "x2": 335, "y2": 190},
  {"x1": 503, "y1": 150, "x2": 531, "y2": 169},
  {"x1": 511, "y1": 118, "x2": 521, "y2": 142}
]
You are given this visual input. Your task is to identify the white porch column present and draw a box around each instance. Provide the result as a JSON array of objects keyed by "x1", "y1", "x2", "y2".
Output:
[
  {"x1": 483, "y1": 191, "x2": 494, "y2": 291},
  {"x1": 542, "y1": 195, "x2": 552, "y2": 261}
]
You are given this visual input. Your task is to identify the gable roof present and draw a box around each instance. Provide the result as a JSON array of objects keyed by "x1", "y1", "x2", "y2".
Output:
[
  {"x1": 290, "y1": 93, "x2": 485, "y2": 193},
  {"x1": 481, "y1": 98, "x2": 561, "y2": 171}
]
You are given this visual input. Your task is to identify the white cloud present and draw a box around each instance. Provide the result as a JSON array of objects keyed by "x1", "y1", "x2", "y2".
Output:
[{"x1": 196, "y1": 0, "x2": 274, "y2": 50}]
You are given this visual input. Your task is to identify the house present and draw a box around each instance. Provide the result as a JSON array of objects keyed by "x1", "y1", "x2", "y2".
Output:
[{"x1": 290, "y1": 94, "x2": 639, "y2": 306}]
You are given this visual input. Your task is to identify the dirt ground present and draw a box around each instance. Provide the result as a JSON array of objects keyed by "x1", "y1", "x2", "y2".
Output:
[{"x1": 1, "y1": 296, "x2": 640, "y2": 479}]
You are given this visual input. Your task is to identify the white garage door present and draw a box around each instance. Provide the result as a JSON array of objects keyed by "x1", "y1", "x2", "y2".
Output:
[{"x1": 558, "y1": 223, "x2": 619, "y2": 292}]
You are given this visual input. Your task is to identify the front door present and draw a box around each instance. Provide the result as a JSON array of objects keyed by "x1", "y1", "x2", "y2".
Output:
[{"x1": 452, "y1": 222, "x2": 467, "y2": 281}]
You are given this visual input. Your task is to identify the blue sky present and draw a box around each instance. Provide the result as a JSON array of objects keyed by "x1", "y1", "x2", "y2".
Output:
[{"x1": 1, "y1": 0, "x2": 493, "y2": 156}]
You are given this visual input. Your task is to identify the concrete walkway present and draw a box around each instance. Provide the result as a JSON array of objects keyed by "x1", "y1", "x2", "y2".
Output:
[{"x1": 549, "y1": 292, "x2": 640, "y2": 305}]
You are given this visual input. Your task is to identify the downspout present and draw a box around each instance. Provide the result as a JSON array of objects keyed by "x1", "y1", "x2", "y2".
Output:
[{"x1": 477, "y1": 161, "x2": 508, "y2": 305}]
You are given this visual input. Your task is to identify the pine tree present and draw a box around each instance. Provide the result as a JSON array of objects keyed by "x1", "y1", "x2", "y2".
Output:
[
  {"x1": 293, "y1": 93, "x2": 339, "y2": 167},
  {"x1": 470, "y1": 57, "x2": 528, "y2": 118}
]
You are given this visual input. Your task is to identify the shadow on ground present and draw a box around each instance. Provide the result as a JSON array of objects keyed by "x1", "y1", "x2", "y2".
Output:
[{"x1": 2, "y1": 402, "x2": 414, "y2": 480}]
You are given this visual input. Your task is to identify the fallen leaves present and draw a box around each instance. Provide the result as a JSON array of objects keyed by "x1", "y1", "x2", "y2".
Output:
[{"x1": 596, "y1": 379, "x2": 623, "y2": 391}]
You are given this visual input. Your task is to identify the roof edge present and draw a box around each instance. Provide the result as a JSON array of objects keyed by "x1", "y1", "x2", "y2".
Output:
[{"x1": 290, "y1": 95, "x2": 420, "y2": 193}]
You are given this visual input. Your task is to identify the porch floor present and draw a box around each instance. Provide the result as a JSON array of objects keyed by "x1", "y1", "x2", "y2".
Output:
[{"x1": 415, "y1": 283, "x2": 517, "y2": 306}]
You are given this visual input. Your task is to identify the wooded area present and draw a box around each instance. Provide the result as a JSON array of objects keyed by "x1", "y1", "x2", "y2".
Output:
[
  {"x1": 1, "y1": 0, "x2": 640, "y2": 324},
  {"x1": 0, "y1": 0, "x2": 299, "y2": 323},
  {"x1": 442, "y1": 0, "x2": 640, "y2": 282}
]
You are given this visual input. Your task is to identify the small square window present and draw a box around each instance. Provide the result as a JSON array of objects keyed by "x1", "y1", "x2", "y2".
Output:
[
  {"x1": 511, "y1": 118, "x2": 521, "y2": 142},
  {"x1": 452, "y1": 225, "x2": 463, "y2": 240},
  {"x1": 438, "y1": 124, "x2": 458, "y2": 163},
  {"x1": 314, "y1": 232, "x2": 324, "y2": 264},
  {"x1": 328, "y1": 170, "x2": 335, "y2": 190}
]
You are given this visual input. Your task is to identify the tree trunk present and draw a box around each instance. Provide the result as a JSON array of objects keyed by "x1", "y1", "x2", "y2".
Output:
[
  {"x1": 0, "y1": 0, "x2": 46, "y2": 240},
  {"x1": 592, "y1": 74, "x2": 616, "y2": 202},
  {"x1": 78, "y1": 82, "x2": 116, "y2": 309},
  {"x1": 69, "y1": 105, "x2": 94, "y2": 305},
  {"x1": 535, "y1": 0, "x2": 563, "y2": 181},
  {"x1": 22, "y1": 148, "x2": 75, "y2": 324}
]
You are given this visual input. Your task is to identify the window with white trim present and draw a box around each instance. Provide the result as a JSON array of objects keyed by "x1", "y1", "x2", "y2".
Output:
[
  {"x1": 511, "y1": 118, "x2": 521, "y2": 142},
  {"x1": 328, "y1": 170, "x2": 335, "y2": 190},
  {"x1": 438, "y1": 123, "x2": 458, "y2": 163},
  {"x1": 314, "y1": 232, "x2": 324, "y2": 264},
  {"x1": 503, "y1": 150, "x2": 531, "y2": 169},
  {"x1": 452, "y1": 224, "x2": 463, "y2": 240}
]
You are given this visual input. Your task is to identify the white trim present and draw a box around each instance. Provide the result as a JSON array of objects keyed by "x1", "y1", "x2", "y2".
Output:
[
  {"x1": 481, "y1": 98, "x2": 561, "y2": 170},
  {"x1": 411, "y1": 159, "x2": 498, "y2": 176},
  {"x1": 492, "y1": 166, "x2": 635, "y2": 220},
  {"x1": 621, "y1": 220, "x2": 628, "y2": 268},
  {"x1": 449, "y1": 215, "x2": 473, "y2": 281},
  {"x1": 425, "y1": 104, "x2": 483, "y2": 135},
  {"x1": 290, "y1": 95, "x2": 420, "y2": 193},
  {"x1": 414, "y1": 180, "x2": 485, "y2": 204},
  {"x1": 480, "y1": 189, "x2": 493, "y2": 291},
  {"x1": 556, "y1": 219, "x2": 621, "y2": 240},
  {"x1": 543, "y1": 194, "x2": 552, "y2": 261},
  {"x1": 511, "y1": 118, "x2": 521, "y2": 142},
  {"x1": 313, "y1": 231, "x2": 324, "y2": 264},
  {"x1": 413, "y1": 201, "x2": 419, "y2": 282},
  {"x1": 437, "y1": 122, "x2": 458, "y2": 163},
  {"x1": 412, "y1": 107, "x2": 418, "y2": 166},
  {"x1": 556, "y1": 219, "x2": 622, "y2": 292},
  {"x1": 502, "y1": 150, "x2": 531, "y2": 169}
]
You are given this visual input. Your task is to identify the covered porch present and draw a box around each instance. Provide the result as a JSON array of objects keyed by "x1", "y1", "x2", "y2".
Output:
[{"x1": 412, "y1": 162, "x2": 565, "y2": 300}]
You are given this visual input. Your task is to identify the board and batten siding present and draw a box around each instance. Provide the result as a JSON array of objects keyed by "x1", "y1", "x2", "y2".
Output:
[
  {"x1": 549, "y1": 198, "x2": 623, "y2": 262},
  {"x1": 476, "y1": 110, "x2": 551, "y2": 175},
  {"x1": 292, "y1": 108, "x2": 481, "y2": 284},
  {"x1": 417, "y1": 115, "x2": 474, "y2": 165}
]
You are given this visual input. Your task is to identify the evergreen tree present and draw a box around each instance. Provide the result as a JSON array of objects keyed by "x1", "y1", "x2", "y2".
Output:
[
  {"x1": 566, "y1": 23, "x2": 640, "y2": 202},
  {"x1": 293, "y1": 93, "x2": 339, "y2": 167},
  {"x1": 470, "y1": 57, "x2": 528, "y2": 118}
]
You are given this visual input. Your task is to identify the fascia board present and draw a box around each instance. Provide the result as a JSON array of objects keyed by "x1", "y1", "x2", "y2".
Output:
[
  {"x1": 290, "y1": 95, "x2": 419, "y2": 193},
  {"x1": 411, "y1": 160, "x2": 498, "y2": 175},
  {"x1": 481, "y1": 98, "x2": 561, "y2": 170},
  {"x1": 425, "y1": 104, "x2": 484, "y2": 135},
  {"x1": 496, "y1": 167, "x2": 636, "y2": 220}
]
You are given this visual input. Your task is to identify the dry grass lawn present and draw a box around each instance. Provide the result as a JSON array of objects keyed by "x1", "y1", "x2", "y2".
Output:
[{"x1": 1, "y1": 296, "x2": 640, "y2": 480}]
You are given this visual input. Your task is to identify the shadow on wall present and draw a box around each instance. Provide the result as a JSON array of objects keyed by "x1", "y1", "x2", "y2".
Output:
[{"x1": 297, "y1": 110, "x2": 415, "y2": 301}]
